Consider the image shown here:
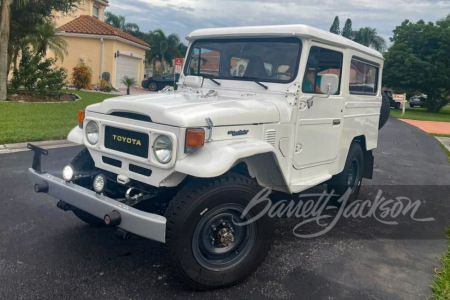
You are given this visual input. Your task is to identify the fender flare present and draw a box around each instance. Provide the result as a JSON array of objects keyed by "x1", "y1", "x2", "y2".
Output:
[
  {"x1": 67, "y1": 126, "x2": 84, "y2": 145},
  {"x1": 174, "y1": 139, "x2": 276, "y2": 178}
]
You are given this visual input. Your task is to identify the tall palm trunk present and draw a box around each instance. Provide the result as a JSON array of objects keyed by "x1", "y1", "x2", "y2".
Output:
[{"x1": 0, "y1": 0, "x2": 11, "y2": 101}]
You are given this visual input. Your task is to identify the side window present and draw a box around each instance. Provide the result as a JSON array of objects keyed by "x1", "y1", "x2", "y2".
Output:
[
  {"x1": 302, "y1": 46, "x2": 343, "y2": 95},
  {"x1": 349, "y1": 58, "x2": 379, "y2": 95},
  {"x1": 187, "y1": 47, "x2": 220, "y2": 76}
]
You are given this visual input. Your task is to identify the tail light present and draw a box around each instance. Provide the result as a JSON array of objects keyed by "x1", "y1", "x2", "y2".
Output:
[{"x1": 185, "y1": 129, "x2": 205, "y2": 153}]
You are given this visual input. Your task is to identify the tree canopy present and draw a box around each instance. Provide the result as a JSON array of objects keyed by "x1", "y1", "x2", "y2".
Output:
[
  {"x1": 330, "y1": 16, "x2": 340, "y2": 34},
  {"x1": 383, "y1": 15, "x2": 450, "y2": 112},
  {"x1": 104, "y1": 12, "x2": 187, "y2": 75},
  {"x1": 329, "y1": 16, "x2": 386, "y2": 52}
]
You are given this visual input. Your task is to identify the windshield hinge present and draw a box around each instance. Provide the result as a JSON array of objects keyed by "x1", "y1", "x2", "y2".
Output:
[
  {"x1": 285, "y1": 82, "x2": 300, "y2": 106},
  {"x1": 205, "y1": 118, "x2": 214, "y2": 142}
]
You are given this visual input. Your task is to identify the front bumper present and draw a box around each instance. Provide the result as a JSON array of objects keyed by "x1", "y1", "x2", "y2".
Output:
[{"x1": 28, "y1": 168, "x2": 166, "y2": 243}]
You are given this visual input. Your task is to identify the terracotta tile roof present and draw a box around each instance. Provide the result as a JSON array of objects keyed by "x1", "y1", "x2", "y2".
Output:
[{"x1": 59, "y1": 15, "x2": 150, "y2": 48}]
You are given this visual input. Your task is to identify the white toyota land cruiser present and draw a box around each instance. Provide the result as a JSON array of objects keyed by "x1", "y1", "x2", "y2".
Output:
[{"x1": 29, "y1": 25, "x2": 389, "y2": 290}]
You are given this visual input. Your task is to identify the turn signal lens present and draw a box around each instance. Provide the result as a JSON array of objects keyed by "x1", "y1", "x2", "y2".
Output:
[
  {"x1": 186, "y1": 129, "x2": 205, "y2": 150},
  {"x1": 77, "y1": 110, "x2": 85, "y2": 128}
]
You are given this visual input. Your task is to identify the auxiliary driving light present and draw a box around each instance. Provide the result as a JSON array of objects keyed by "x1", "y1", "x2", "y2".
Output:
[
  {"x1": 93, "y1": 174, "x2": 107, "y2": 193},
  {"x1": 62, "y1": 165, "x2": 74, "y2": 181}
]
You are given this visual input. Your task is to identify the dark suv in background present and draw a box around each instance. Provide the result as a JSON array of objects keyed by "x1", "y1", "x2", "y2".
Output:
[
  {"x1": 141, "y1": 73, "x2": 180, "y2": 91},
  {"x1": 409, "y1": 94, "x2": 427, "y2": 108}
]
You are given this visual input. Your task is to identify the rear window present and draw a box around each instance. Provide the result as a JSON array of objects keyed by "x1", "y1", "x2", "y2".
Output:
[{"x1": 349, "y1": 58, "x2": 379, "y2": 95}]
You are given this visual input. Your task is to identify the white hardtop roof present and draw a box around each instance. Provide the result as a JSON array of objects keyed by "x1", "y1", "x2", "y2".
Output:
[{"x1": 187, "y1": 24, "x2": 383, "y2": 60}]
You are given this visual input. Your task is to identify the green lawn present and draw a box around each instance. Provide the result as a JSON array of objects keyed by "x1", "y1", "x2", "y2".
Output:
[
  {"x1": 390, "y1": 107, "x2": 450, "y2": 122},
  {"x1": 0, "y1": 90, "x2": 116, "y2": 144},
  {"x1": 432, "y1": 229, "x2": 450, "y2": 299}
]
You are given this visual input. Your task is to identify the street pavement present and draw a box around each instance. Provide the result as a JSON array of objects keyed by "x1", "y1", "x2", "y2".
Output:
[{"x1": 0, "y1": 118, "x2": 449, "y2": 299}]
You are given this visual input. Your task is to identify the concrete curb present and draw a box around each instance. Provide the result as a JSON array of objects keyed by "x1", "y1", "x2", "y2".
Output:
[
  {"x1": 0, "y1": 140, "x2": 78, "y2": 154},
  {"x1": 436, "y1": 137, "x2": 450, "y2": 152}
]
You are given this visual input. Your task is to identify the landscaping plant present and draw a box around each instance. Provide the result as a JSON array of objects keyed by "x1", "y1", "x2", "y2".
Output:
[
  {"x1": 120, "y1": 76, "x2": 137, "y2": 95},
  {"x1": 10, "y1": 47, "x2": 67, "y2": 97},
  {"x1": 72, "y1": 64, "x2": 92, "y2": 90}
]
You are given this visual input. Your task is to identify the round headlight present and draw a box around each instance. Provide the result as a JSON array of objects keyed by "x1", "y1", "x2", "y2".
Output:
[
  {"x1": 85, "y1": 120, "x2": 99, "y2": 145},
  {"x1": 153, "y1": 135, "x2": 172, "y2": 164},
  {"x1": 62, "y1": 165, "x2": 74, "y2": 181}
]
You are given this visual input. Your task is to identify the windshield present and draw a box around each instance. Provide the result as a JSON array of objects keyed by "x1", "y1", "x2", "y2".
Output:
[{"x1": 184, "y1": 38, "x2": 302, "y2": 83}]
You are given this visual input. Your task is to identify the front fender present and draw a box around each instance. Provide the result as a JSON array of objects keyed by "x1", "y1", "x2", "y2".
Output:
[
  {"x1": 67, "y1": 126, "x2": 84, "y2": 145},
  {"x1": 175, "y1": 139, "x2": 275, "y2": 178}
]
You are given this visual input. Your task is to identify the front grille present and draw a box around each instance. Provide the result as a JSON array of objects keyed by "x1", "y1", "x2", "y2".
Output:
[
  {"x1": 104, "y1": 126, "x2": 149, "y2": 158},
  {"x1": 102, "y1": 156, "x2": 122, "y2": 168},
  {"x1": 129, "y1": 164, "x2": 152, "y2": 176}
]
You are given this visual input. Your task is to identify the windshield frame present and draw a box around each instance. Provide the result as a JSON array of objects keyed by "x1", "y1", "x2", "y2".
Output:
[{"x1": 183, "y1": 37, "x2": 303, "y2": 85}]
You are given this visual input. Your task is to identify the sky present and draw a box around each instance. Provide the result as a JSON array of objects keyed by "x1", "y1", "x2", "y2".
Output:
[{"x1": 107, "y1": 0, "x2": 450, "y2": 44}]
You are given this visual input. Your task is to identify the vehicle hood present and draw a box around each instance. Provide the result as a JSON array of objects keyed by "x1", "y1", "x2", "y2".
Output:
[{"x1": 86, "y1": 92, "x2": 280, "y2": 127}]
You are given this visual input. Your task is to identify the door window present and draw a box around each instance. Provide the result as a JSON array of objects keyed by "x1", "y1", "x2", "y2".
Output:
[{"x1": 302, "y1": 46, "x2": 343, "y2": 95}]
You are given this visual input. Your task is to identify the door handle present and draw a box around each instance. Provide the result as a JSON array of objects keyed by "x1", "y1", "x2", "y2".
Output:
[
  {"x1": 332, "y1": 119, "x2": 341, "y2": 125},
  {"x1": 306, "y1": 98, "x2": 314, "y2": 109}
]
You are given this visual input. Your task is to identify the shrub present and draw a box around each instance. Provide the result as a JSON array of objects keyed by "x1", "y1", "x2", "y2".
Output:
[
  {"x1": 10, "y1": 47, "x2": 67, "y2": 97},
  {"x1": 72, "y1": 64, "x2": 92, "y2": 90},
  {"x1": 99, "y1": 78, "x2": 113, "y2": 92}
]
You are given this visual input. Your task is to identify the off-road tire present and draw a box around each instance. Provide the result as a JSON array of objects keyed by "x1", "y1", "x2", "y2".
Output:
[
  {"x1": 164, "y1": 173, "x2": 274, "y2": 290},
  {"x1": 328, "y1": 142, "x2": 364, "y2": 205},
  {"x1": 379, "y1": 92, "x2": 390, "y2": 129}
]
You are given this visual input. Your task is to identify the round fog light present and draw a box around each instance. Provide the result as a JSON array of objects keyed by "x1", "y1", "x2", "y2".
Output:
[
  {"x1": 93, "y1": 174, "x2": 107, "y2": 193},
  {"x1": 62, "y1": 165, "x2": 74, "y2": 182}
]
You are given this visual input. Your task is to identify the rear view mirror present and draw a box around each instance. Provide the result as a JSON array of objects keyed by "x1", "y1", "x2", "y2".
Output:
[
  {"x1": 184, "y1": 75, "x2": 203, "y2": 88},
  {"x1": 320, "y1": 74, "x2": 339, "y2": 95}
]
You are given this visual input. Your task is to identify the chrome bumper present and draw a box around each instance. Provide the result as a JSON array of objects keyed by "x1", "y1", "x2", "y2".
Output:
[{"x1": 28, "y1": 168, "x2": 166, "y2": 243}]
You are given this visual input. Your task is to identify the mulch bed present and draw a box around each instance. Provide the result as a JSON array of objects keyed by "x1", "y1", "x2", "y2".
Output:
[{"x1": 8, "y1": 93, "x2": 80, "y2": 103}]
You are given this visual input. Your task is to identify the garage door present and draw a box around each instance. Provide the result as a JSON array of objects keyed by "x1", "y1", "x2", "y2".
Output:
[{"x1": 116, "y1": 55, "x2": 140, "y2": 88}]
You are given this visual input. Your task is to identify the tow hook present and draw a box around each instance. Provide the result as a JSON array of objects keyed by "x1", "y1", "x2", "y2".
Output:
[{"x1": 104, "y1": 210, "x2": 121, "y2": 226}]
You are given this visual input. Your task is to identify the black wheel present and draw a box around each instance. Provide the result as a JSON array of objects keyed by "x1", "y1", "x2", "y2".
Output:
[
  {"x1": 164, "y1": 173, "x2": 274, "y2": 290},
  {"x1": 148, "y1": 81, "x2": 158, "y2": 91},
  {"x1": 328, "y1": 142, "x2": 364, "y2": 205},
  {"x1": 379, "y1": 93, "x2": 390, "y2": 130}
]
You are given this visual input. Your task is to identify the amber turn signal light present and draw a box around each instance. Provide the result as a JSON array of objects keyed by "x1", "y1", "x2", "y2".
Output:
[
  {"x1": 77, "y1": 110, "x2": 85, "y2": 128},
  {"x1": 186, "y1": 129, "x2": 205, "y2": 149}
]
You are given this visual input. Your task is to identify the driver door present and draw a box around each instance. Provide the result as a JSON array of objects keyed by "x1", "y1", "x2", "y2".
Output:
[{"x1": 293, "y1": 45, "x2": 345, "y2": 171}]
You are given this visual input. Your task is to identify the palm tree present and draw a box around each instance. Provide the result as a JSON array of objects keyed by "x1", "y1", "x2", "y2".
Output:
[
  {"x1": 28, "y1": 21, "x2": 68, "y2": 61},
  {"x1": 353, "y1": 27, "x2": 387, "y2": 52},
  {"x1": 105, "y1": 12, "x2": 125, "y2": 29},
  {"x1": 0, "y1": 0, "x2": 29, "y2": 101},
  {"x1": 120, "y1": 76, "x2": 137, "y2": 95}
]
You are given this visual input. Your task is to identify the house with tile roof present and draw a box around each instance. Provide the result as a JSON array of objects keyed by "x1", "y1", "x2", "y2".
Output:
[{"x1": 51, "y1": 0, "x2": 150, "y2": 88}]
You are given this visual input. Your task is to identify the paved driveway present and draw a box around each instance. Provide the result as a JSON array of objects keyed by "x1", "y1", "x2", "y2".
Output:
[{"x1": 0, "y1": 118, "x2": 448, "y2": 299}]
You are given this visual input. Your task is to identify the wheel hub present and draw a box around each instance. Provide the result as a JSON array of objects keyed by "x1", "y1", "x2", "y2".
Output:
[{"x1": 217, "y1": 227, "x2": 234, "y2": 247}]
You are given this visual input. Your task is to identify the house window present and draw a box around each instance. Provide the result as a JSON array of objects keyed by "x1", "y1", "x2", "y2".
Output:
[{"x1": 93, "y1": 6, "x2": 100, "y2": 19}]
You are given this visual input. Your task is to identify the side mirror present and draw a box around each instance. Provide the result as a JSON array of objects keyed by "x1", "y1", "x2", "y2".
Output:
[
  {"x1": 184, "y1": 75, "x2": 203, "y2": 88},
  {"x1": 320, "y1": 74, "x2": 339, "y2": 96}
]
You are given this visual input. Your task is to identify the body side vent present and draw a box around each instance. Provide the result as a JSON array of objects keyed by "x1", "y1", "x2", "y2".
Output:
[{"x1": 264, "y1": 130, "x2": 277, "y2": 147}]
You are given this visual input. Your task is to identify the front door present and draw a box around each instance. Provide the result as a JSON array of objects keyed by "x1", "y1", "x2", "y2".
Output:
[{"x1": 293, "y1": 45, "x2": 345, "y2": 170}]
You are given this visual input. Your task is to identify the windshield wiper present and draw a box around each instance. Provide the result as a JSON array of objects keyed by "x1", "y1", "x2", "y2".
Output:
[
  {"x1": 200, "y1": 74, "x2": 221, "y2": 86},
  {"x1": 234, "y1": 76, "x2": 268, "y2": 90}
]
